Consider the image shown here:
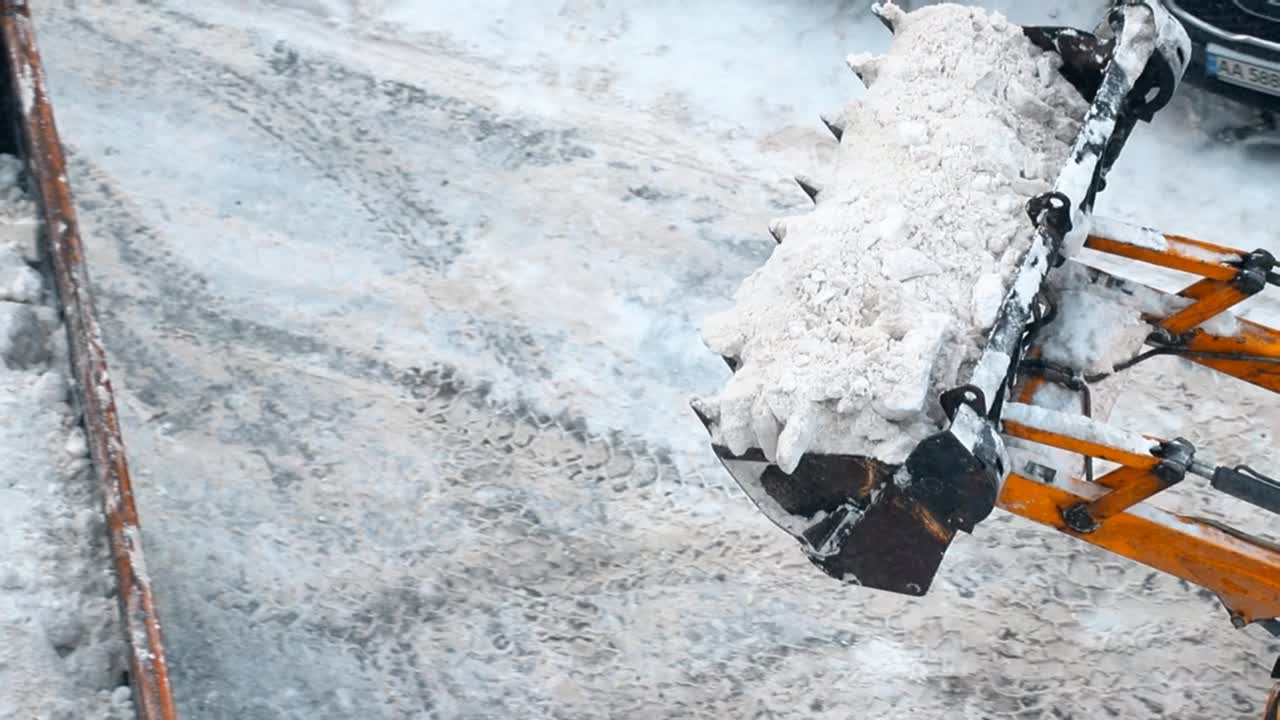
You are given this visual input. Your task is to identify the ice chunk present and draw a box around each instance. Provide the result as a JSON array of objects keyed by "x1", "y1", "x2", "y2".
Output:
[
  {"x1": 971, "y1": 272, "x2": 1005, "y2": 330},
  {"x1": 0, "y1": 300, "x2": 48, "y2": 369},
  {"x1": 881, "y1": 247, "x2": 941, "y2": 282},
  {"x1": 896, "y1": 121, "x2": 929, "y2": 147},
  {"x1": 873, "y1": 314, "x2": 952, "y2": 421},
  {"x1": 0, "y1": 243, "x2": 41, "y2": 303}
]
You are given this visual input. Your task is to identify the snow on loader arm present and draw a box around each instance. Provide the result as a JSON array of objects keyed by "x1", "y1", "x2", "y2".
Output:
[{"x1": 694, "y1": 0, "x2": 1280, "y2": 714}]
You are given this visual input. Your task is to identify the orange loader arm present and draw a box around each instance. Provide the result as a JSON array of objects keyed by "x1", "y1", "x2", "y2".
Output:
[{"x1": 1003, "y1": 221, "x2": 1280, "y2": 718}]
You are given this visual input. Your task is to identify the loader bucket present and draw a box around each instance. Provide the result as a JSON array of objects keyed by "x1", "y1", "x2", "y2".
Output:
[
  {"x1": 691, "y1": 0, "x2": 1191, "y2": 600},
  {"x1": 694, "y1": 406, "x2": 1002, "y2": 596}
]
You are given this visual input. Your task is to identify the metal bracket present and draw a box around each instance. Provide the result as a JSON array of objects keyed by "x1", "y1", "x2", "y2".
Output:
[
  {"x1": 1112, "y1": 1, "x2": 1191, "y2": 115},
  {"x1": 940, "y1": 384, "x2": 987, "y2": 422},
  {"x1": 1016, "y1": 358, "x2": 1096, "y2": 482},
  {"x1": 902, "y1": 427, "x2": 1001, "y2": 534},
  {"x1": 1022, "y1": 26, "x2": 1113, "y2": 102},
  {"x1": 1152, "y1": 436, "x2": 1195, "y2": 486},
  {"x1": 1093, "y1": 2, "x2": 1191, "y2": 204},
  {"x1": 801, "y1": 500, "x2": 867, "y2": 560},
  {"x1": 1026, "y1": 191, "x2": 1073, "y2": 263},
  {"x1": 1234, "y1": 249, "x2": 1276, "y2": 295}
]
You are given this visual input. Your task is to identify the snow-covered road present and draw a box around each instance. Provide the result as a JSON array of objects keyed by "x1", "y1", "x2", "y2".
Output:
[{"x1": 24, "y1": 0, "x2": 1280, "y2": 717}]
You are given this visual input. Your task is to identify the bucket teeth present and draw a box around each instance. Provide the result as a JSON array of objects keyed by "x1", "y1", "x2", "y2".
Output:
[
  {"x1": 871, "y1": 2, "x2": 907, "y2": 34},
  {"x1": 768, "y1": 217, "x2": 788, "y2": 244},
  {"x1": 820, "y1": 112, "x2": 845, "y2": 142},
  {"x1": 690, "y1": 396, "x2": 721, "y2": 430},
  {"x1": 794, "y1": 175, "x2": 822, "y2": 204},
  {"x1": 846, "y1": 53, "x2": 884, "y2": 88}
]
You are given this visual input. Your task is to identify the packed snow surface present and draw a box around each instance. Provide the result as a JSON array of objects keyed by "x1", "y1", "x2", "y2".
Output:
[
  {"x1": 699, "y1": 3, "x2": 1089, "y2": 470},
  {"x1": 0, "y1": 154, "x2": 131, "y2": 719}
]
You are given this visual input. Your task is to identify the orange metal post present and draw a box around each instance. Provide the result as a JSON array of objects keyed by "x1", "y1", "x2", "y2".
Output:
[
  {"x1": 1179, "y1": 319, "x2": 1280, "y2": 392},
  {"x1": 1082, "y1": 465, "x2": 1172, "y2": 522},
  {"x1": 1160, "y1": 281, "x2": 1252, "y2": 334}
]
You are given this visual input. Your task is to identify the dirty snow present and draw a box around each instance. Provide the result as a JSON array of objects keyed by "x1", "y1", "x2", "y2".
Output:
[
  {"x1": 699, "y1": 3, "x2": 1089, "y2": 469},
  {"x1": 0, "y1": 154, "x2": 130, "y2": 720}
]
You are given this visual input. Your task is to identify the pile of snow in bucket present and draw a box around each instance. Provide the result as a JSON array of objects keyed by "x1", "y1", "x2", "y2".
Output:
[
  {"x1": 0, "y1": 154, "x2": 132, "y2": 719},
  {"x1": 696, "y1": 3, "x2": 1090, "y2": 470}
]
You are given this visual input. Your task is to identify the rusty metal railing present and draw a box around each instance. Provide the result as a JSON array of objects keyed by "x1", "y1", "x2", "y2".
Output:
[{"x1": 0, "y1": 3, "x2": 178, "y2": 718}]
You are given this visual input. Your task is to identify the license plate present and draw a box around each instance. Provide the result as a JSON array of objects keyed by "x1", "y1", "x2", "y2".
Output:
[{"x1": 1205, "y1": 43, "x2": 1280, "y2": 98}]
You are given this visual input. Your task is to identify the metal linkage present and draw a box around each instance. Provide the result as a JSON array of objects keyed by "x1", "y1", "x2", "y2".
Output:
[
  {"x1": 1016, "y1": 357, "x2": 1095, "y2": 483},
  {"x1": 998, "y1": 403, "x2": 1280, "y2": 629},
  {"x1": 1059, "y1": 436, "x2": 1193, "y2": 533}
]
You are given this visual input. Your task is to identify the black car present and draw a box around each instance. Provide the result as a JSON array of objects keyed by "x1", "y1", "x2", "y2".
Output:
[{"x1": 1159, "y1": 0, "x2": 1280, "y2": 111}]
